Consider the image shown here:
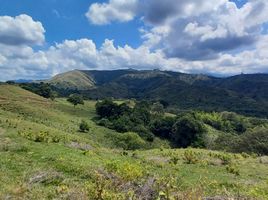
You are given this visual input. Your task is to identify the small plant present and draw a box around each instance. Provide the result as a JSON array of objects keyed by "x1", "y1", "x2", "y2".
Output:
[
  {"x1": 105, "y1": 161, "x2": 144, "y2": 181},
  {"x1": 79, "y1": 120, "x2": 90, "y2": 133},
  {"x1": 169, "y1": 155, "x2": 179, "y2": 165},
  {"x1": 183, "y1": 150, "x2": 199, "y2": 164},
  {"x1": 226, "y1": 163, "x2": 240, "y2": 176},
  {"x1": 212, "y1": 153, "x2": 232, "y2": 165},
  {"x1": 241, "y1": 152, "x2": 250, "y2": 158},
  {"x1": 18, "y1": 131, "x2": 60, "y2": 143}
]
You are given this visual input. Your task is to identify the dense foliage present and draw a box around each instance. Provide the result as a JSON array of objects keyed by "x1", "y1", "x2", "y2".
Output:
[
  {"x1": 96, "y1": 100, "x2": 201, "y2": 147},
  {"x1": 20, "y1": 82, "x2": 57, "y2": 100},
  {"x1": 95, "y1": 99, "x2": 268, "y2": 154}
]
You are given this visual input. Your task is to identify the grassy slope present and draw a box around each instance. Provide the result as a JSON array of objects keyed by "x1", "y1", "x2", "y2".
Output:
[
  {"x1": 48, "y1": 70, "x2": 95, "y2": 90},
  {"x1": 0, "y1": 85, "x2": 267, "y2": 199}
]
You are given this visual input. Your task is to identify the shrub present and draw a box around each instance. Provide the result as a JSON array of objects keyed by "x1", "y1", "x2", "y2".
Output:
[
  {"x1": 169, "y1": 155, "x2": 179, "y2": 165},
  {"x1": 183, "y1": 150, "x2": 199, "y2": 164},
  {"x1": 150, "y1": 117, "x2": 176, "y2": 139},
  {"x1": 226, "y1": 163, "x2": 240, "y2": 176},
  {"x1": 18, "y1": 131, "x2": 60, "y2": 143},
  {"x1": 236, "y1": 127, "x2": 268, "y2": 155},
  {"x1": 97, "y1": 118, "x2": 113, "y2": 128},
  {"x1": 95, "y1": 99, "x2": 129, "y2": 119},
  {"x1": 213, "y1": 153, "x2": 232, "y2": 165},
  {"x1": 105, "y1": 161, "x2": 144, "y2": 181},
  {"x1": 172, "y1": 116, "x2": 205, "y2": 148},
  {"x1": 116, "y1": 132, "x2": 146, "y2": 150},
  {"x1": 112, "y1": 116, "x2": 134, "y2": 133},
  {"x1": 67, "y1": 94, "x2": 84, "y2": 107},
  {"x1": 132, "y1": 125, "x2": 155, "y2": 142},
  {"x1": 79, "y1": 120, "x2": 90, "y2": 132}
]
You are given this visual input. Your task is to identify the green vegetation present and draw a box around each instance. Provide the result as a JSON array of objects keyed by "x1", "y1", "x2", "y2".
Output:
[
  {"x1": 95, "y1": 99, "x2": 268, "y2": 154},
  {"x1": 44, "y1": 69, "x2": 268, "y2": 117},
  {"x1": 20, "y1": 82, "x2": 57, "y2": 100},
  {"x1": 79, "y1": 120, "x2": 90, "y2": 132},
  {"x1": 0, "y1": 85, "x2": 268, "y2": 199},
  {"x1": 67, "y1": 94, "x2": 84, "y2": 107}
]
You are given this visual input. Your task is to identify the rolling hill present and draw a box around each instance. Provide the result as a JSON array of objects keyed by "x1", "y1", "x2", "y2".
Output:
[
  {"x1": 48, "y1": 70, "x2": 268, "y2": 117},
  {"x1": 48, "y1": 70, "x2": 95, "y2": 90},
  {"x1": 0, "y1": 84, "x2": 268, "y2": 199}
]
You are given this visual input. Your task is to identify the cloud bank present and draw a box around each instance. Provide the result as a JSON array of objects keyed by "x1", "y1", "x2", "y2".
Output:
[{"x1": 1, "y1": 0, "x2": 268, "y2": 81}]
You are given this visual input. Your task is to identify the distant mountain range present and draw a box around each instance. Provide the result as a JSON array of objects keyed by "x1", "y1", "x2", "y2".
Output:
[{"x1": 47, "y1": 69, "x2": 268, "y2": 117}]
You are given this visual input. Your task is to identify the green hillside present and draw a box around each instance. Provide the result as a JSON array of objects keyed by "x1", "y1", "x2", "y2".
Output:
[
  {"x1": 0, "y1": 85, "x2": 268, "y2": 199},
  {"x1": 48, "y1": 70, "x2": 95, "y2": 90}
]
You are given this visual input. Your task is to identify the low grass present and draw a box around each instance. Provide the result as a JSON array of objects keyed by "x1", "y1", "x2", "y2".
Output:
[{"x1": 0, "y1": 85, "x2": 267, "y2": 199}]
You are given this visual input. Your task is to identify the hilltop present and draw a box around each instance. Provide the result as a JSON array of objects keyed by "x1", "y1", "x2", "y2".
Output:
[{"x1": 46, "y1": 69, "x2": 268, "y2": 117}]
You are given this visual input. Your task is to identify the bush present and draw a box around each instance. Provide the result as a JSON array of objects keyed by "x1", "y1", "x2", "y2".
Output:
[
  {"x1": 172, "y1": 116, "x2": 205, "y2": 148},
  {"x1": 226, "y1": 163, "x2": 240, "y2": 176},
  {"x1": 213, "y1": 126, "x2": 268, "y2": 155},
  {"x1": 18, "y1": 131, "x2": 60, "y2": 143},
  {"x1": 67, "y1": 94, "x2": 84, "y2": 107},
  {"x1": 105, "y1": 160, "x2": 144, "y2": 181},
  {"x1": 132, "y1": 125, "x2": 155, "y2": 142},
  {"x1": 96, "y1": 99, "x2": 130, "y2": 119},
  {"x1": 97, "y1": 118, "x2": 113, "y2": 128},
  {"x1": 150, "y1": 117, "x2": 176, "y2": 139},
  {"x1": 236, "y1": 127, "x2": 268, "y2": 155},
  {"x1": 112, "y1": 116, "x2": 134, "y2": 133},
  {"x1": 79, "y1": 120, "x2": 90, "y2": 132},
  {"x1": 116, "y1": 132, "x2": 146, "y2": 150},
  {"x1": 183, "y1": 150, "x2": 199, "y2": 164}
]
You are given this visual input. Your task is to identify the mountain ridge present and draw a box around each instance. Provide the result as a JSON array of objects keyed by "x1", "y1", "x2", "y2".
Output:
[{"x1": 46, "y1": 69, "x2": 268, "y2": 117}]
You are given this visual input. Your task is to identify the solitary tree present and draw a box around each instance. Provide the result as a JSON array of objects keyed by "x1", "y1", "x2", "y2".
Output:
[{"x1": 67, "y1": 94, "x2": 84, "y2": 107}]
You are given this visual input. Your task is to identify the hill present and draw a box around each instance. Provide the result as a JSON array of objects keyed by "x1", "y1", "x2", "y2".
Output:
[
  {"x1": 48, "y1": 70, "x2": 268, "y2": 117},
  {"x1": 0, "y1": 85, "x2": 268, "y2": 199},
  {"x1": 48, "y1": 70, "x2": 95, "y2": 90}
]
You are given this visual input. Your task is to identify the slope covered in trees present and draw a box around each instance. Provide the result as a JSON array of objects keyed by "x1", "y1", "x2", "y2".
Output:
[{"x1": 44, "y1": 70, "x2": 268, "y2": 117}]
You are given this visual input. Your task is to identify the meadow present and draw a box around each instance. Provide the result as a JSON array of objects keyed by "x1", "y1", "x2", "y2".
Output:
[{"x1": 0, "y1": 85, "x2": 268, "y2": 199}]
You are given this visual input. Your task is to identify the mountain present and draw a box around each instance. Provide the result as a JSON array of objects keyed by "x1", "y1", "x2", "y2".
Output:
[{"x1": 48, "y1": 69, "x2": 268, "y2": 117}]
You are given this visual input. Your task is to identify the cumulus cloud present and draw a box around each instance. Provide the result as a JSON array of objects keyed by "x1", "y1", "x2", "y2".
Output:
[
  {"x1": 1, "y1": 36, "x2": 268, "y2": 81},
  {"x1": 86, "y1": 0, "x2": 138, "y2": 25},
  {"x1": 1, "y1": 0, "x2": 268, "y2": 81},
  {"x1": 141, "y1": 0, "x2": 268, "y2": 60},
  {"x1": 0, "y1": 14, "x2": 45, "y2": 46},
  {"x1": 86, "y1": 0, "x2": 268, "y2": 61}
]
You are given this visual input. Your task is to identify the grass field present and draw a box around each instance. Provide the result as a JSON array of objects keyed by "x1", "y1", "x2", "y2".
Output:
[{"x1": 0, "y1": 85, "x2": 268, "y2": 199}]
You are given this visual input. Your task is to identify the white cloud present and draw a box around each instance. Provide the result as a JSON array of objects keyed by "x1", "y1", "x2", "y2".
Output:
[
  {"x1": 140, "y1": 0, "x2": 268, "y2": 60},
  {"x1": 1, "y1": 0, "x2": 268, "y2": 81},
  {"x1": 86, "y1": 0, "x2": 138, "y2": 25},
  {"x1": 1, "y1": 36, "x2": 268, "y2": 81},
  {"x1": 0, "y1": 14, "x2": 45, "y2": 46},
  {"x1": 86, "y1": 0, "x2": 268, "y2": 61}
]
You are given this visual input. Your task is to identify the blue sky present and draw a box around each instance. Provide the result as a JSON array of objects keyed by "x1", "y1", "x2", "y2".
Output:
[
  {"x1": 0, "y1": 0, "x2": 267, "y2": 80},
  {"x1": 0, "y1": 0, "x2": 142, "y2": 48}
]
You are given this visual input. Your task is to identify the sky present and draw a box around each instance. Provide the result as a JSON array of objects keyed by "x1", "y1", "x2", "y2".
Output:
[{"x1": 0, "y1": 0, "x2": 268, "y2": 80}]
